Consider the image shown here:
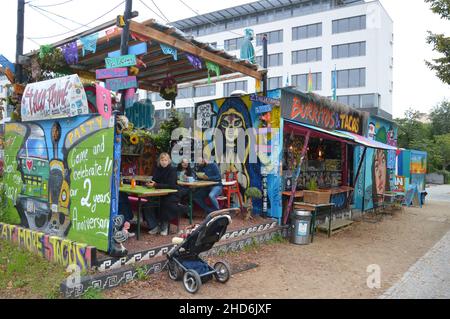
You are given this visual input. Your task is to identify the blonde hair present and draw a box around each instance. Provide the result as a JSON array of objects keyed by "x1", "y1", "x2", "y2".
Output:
[{"x1": 157, "y1": 153, "x2": 172, "y2": 167}]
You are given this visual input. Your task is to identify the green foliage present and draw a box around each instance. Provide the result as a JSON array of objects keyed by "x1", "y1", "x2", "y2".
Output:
[
  {"x1": 243, "y1": 238, "x2": 259, "y2": 252},
  {"x1": 82, "y1": 287, "x2": 103, "y2": 299},
  {"x1": 425, "y1": 0, "x2": 450, "y2": 85},
  {"x1": 150, "y1": 109, "x2": 182, "y2": 153},
  {"x1": 245, "y1": 187, "x2": 262, "y2": 199},
  {"x1": 136, "y1": 266, "x2": 149, "y2": 281},
  {"x1": 430, "y1": 101, "x2": 450, "y2": 135},
  {"x1": 268, "y1": 232, "x2": 287, "y2": 244},
  {"x1": 395, "y1": 104, "x2": 450, "y2": 173},
  {"x1": 306, "y1": 178, "x2": 318, "y2": 191},
  {"x1": 35, "y1": 48, "x2": 71, "y2": 81},
  {"x1": 0, "y1": 241, "x2": 67, "y2": 298}
]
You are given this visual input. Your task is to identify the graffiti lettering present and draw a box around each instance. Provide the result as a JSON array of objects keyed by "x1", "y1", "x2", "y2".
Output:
[{"x1": 0, "y1": 223, "x2": 96, "y2": 271}]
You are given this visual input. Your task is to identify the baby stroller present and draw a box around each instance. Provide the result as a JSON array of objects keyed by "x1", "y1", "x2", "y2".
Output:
[{"x1": 166, "y1": 208, "x2": 239, "y2": 294}]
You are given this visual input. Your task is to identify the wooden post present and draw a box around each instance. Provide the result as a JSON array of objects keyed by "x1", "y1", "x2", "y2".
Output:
[{"x1": 284, "y1": 130, "x2": 311, "y2": 225}]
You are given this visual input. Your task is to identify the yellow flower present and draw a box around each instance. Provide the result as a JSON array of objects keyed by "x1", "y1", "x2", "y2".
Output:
[{"x1": 130, "y1": 135, "x2": 139, "y2": 145}]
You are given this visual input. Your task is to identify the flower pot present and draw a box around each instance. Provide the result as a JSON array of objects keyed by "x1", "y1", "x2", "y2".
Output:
[{"x1": 303, "y1": 190, "x2": 331, "y2": 205}]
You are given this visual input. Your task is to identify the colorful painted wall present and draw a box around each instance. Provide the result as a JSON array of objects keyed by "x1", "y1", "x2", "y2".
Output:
[
  {"x1": 0, "y1": 222, "x2": 96, "y2": 271},
  {"x1": 353, "y1": 115, "x2": 398, "y2": 211},
  {"x1": 399, "y1": 150, "x2": 427, "y2": 191},
  {"x1": 1, "y1": 115, "x2": 116, "y2": 252},
  {"x1": 194, "y1": 90, "x2": 283, "y2": 218}
]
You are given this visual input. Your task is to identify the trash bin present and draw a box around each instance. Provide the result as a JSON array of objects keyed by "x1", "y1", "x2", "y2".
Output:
[{"x1": 290, "y1": 210, "x2": 312, "y2": 245}]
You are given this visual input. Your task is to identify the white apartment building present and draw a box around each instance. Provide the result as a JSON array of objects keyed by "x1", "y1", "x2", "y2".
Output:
[{"x1": 150, "y1": 0, "x2": 394, "y2": 120}]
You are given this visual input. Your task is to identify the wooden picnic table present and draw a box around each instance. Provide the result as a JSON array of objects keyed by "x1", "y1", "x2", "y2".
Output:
[
  {"x1": 120, "y1": 185, "x2": 178, "y2": 240},
  {"x1": 178, "y1": 181, "x2": 219, "y2": 224}
]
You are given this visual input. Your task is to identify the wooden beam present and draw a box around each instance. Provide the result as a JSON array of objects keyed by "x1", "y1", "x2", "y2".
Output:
[{"x1": 128, "y1": 21, "x2": 262, "y2": 81}]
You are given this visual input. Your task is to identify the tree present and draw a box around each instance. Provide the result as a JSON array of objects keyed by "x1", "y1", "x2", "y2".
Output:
[
  {"x1": 435, "y1": 133, "x2": 450, "y2": 170},
  {"x1": 425, "y1": 0, "x2": 450, "y2": 85},
  {"x1": 429, "y1": 100, "x2": 450, "y2": 135},
  {"x1": 395, "y1": 108, "x2": 432, "y2": 148},
  {"x1": 150, "y1": 109, "x2": 182, "y2": 153}
]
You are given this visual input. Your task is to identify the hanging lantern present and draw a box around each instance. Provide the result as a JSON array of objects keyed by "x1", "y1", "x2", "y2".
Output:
[{"x1": 159, "y1": 73, "x2": 178, "y2": 101}]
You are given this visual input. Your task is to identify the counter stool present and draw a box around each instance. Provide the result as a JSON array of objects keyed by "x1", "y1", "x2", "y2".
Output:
[{"x1": 222, "y1": 171, "x2": 244, "y2": 209}]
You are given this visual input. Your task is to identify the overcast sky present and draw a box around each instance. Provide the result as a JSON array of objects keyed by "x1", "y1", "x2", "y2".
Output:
[{"x1": 1, "y1": 0, "x2": 449, "y2": 118}]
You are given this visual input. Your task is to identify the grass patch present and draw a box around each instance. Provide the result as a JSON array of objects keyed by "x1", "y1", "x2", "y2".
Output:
[
  {"x1": 267, "y1": 232, "x2": 288, "y2": 245},
  {"x1": 0, "y1": 240, "x2": 67, "y2": 299},
  {"x1": 242, "y1": 238, "x2": 260, "y2": 252},
  {"x1": 81, "y1": 287, "x2": 103, "y2": 299},
  {"x1": 136, "y1": 266, "x2": 149, "y2": 281}
]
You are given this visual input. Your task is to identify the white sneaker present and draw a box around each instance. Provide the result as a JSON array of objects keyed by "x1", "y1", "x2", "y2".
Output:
[
  {"x1": 128, "y1": 232, "x2": 136, "y2": 238},
  {"x1": 148, "y1": 226, "x2": 160, "y2": 235},
  {"x1": 160, "y1": 224, "x2": 169, "y2": 236}
]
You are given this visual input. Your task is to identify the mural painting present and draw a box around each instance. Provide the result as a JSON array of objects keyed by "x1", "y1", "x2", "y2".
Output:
[
  {"x1": 0, "y1": 222, "x2": 96, "y2": 271},
  {"x1": 354, "y1": 116, "x2": 398, "y2": 211},
  {"x1": 194, "y1": 90, "x2": 283, "y2": 218},
  {"x1": 2, "y1": 115, "x2": 116, "y2": 252}
]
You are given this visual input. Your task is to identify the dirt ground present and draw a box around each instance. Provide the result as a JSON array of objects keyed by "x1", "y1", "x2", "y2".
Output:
[{"x1": 104, "y1": 200, "x2": 450, "y2": 299}]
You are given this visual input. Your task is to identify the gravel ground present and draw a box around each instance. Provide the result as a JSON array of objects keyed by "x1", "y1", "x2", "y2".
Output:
[{"x1": 104, "y1": 196, "x2": 450, "y2": 299}]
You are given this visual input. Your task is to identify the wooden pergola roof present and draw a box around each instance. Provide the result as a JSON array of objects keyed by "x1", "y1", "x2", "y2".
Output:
[{"x1": 26, "y1": 19, "x2": 264, "y2": 92}]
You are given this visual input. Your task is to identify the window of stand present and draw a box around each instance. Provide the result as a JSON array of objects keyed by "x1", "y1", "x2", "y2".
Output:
[{"x1": 283, "y1": 134, "x2": 343, "y2": 190}]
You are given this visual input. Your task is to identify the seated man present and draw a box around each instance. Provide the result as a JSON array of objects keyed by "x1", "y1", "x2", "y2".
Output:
[{"x1": 193, "y1": 158, "x2": 223, "y2": 215}]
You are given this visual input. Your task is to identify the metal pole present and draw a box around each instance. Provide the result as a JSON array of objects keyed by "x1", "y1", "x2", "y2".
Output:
[
  {"x1": 262, "y1": 33, "x2": 268, "y2": 96},
  {"x1": 120, "y1": 0, "x2": 133, "y2": 56},
  {"x1": 119, "y1": 0, "x2": 133, "y2": 113},
  {"x1": 16, "y1": 0, "x2": 25, "y2": 83}
]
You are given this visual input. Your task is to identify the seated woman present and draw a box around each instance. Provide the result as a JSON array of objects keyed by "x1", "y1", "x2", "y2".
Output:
[
  {"x1": 144, "y1": 153, "x2": 185, "y2": 236},
  {"x1": 177, "y1": 158, "x2": 193, "y2": 181}
]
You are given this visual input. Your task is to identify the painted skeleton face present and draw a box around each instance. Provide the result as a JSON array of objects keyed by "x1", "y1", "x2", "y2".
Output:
[
  {"x1": 368, "y1": 123, "x2": 376, "y2": 140},
  {"x1": 219, "y1": 113, "x2": 244, "y2": 146}
]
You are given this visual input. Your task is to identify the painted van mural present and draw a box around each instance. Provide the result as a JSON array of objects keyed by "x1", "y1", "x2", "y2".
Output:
[
  {"x1": 353, "y1": 115, "x2": 398, "y2": 211},
  {"x1": 193, "y1": 90, "x2": 283, "y2": 218},
  {"x1": 2, "y1": 115, "x2": 116, "y2": 252}
]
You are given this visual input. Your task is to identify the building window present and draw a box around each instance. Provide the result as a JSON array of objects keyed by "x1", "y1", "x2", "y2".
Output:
[
  {"x1": 194, "y1": 85, "x2": 216, "y2": 97},
  {"x1": 337, "y1": 93, "x2": 378, "y2": 108},
  {"x1": 268, "y1": 77, "x2": 283, "y2": 90},
  {"x1": 335, "y1": 68, "x2": 365, "y2": 88},
  {"x1": 332, "y1": 15, "x2": 366, "y2": 34},
  {"x1": 292, "y1": 47, "x2": 322, "y2": 64},
  {"x1": 255, "y1": 53, "x2": 283, "y2": 67},
  {"x1": 256, "y1": 30, "x2": 284, "y2": 46},
  {"x1": 224, "y1": 37, "x2": 244, "y2": 51},
  {"x1": 292, "y1": 72, "x2": 322, "y2": 91},
  {"x1": 178, "y1": 87, "x2": 193, "y2": 99},
  {"x1": 224, "y1": 80, "x2": 248, "y2": 96},
  {"x1": 332, "y1": 41, "x2": 366, "y2": 59},
  {"x1": 292, "y1": 22, "x2": 322, "y2": 40}
]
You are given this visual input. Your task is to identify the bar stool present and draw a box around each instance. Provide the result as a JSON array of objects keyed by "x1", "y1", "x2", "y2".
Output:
[{"x1": 221, "y1": 171, "x2": 244, "y2": 209}]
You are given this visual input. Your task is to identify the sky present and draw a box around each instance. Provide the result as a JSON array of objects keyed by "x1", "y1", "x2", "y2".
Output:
[{"x1": 0, "y1": 0, "x2": 449, "y2": 118}]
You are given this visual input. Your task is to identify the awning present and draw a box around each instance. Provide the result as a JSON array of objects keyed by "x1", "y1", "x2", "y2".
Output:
[{"x1": 284, "y1": 119, "x2": 397, "y2": 151}]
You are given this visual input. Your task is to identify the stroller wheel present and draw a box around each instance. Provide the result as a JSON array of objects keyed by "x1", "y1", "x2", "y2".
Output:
[
  {"x1": 183, "y1": 270, "x2": 202, "y2": 294},
  {"x1": 168, "y1": 260, "x2": 182, "y2": 281},
  {"x1": 213, "y1": 261, "x2": 231, "y2": 283}
]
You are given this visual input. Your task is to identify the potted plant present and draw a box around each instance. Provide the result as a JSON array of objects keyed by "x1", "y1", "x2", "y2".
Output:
[
  {"x1": 303, "y1": 178, "x2": 331, "y2": 205},
  {"x1": 244, "y1": 187, "x2": 263, "y2": 221}
]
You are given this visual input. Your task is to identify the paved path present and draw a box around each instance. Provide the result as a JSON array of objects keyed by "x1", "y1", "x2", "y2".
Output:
[
  {"x1": 426, "y1": 184, "x2": 450, "y2": 202},
  {"x1": 381, "y1": 218, "x2": 450, "y2": 299}
]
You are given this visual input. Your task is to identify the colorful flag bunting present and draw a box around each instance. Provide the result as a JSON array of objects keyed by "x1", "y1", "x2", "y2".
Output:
[
  {"x1": 160, "y1": 44, "x2": 177, "y2": 61},
  {"x1": 61, "y1": 41, "x2": 78, "y2": 65},
  {"x1": 80, "y1": 33, "x2": 99, "y2": 56},
  {"x1": 186, "y1": 54, "x2": 202, "y2": 70}
]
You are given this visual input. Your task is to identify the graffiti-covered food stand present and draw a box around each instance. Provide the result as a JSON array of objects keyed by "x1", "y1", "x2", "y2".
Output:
[{"x1": 194, "y1": 87, "x2": 398, "y2": 224}]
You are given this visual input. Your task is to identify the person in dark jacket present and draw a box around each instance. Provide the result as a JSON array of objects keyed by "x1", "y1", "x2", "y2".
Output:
[
  {"x1": 144, "y1": 153, "x2": 183, "y2": 236},
  {"x1": 177, "y1": 158, "x2": 193, "y2": 180},
  {"x1": 193, "y1": 158, "x2": 223, "y2": 215}
]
